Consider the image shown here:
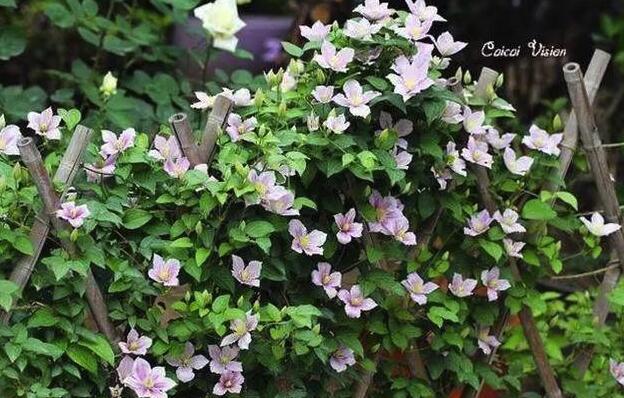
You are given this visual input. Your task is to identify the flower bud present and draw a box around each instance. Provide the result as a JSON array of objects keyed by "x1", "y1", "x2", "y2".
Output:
[
  {"x1": 70, "y1": 228, "x2": 79, "y2": 242},
  {"x1": 100, "y1": 71, "x2": 118, "y2": 97},
  {"x1": 277, "y1": 100, "x2": 287, "y2": 118},
  {"x1": 0, "y1": 114, "x2": 5, "y2": 129},
  {"x1": 195, "y1": 221, "x2": 203, "y2": 235},
  {"x1": 495, "y1": 73, "x2": 505, "y2": 89},
  {"x1": 315, "y1": 69, "x2": 326, "y2": 84},
  {"x1": 12, "y1": 163, "x2": 21, "y2": 181},
  {"x1": 485, "y1": 84, "x2": 495, "y2": 100},
  {"x1": 552, "y1": 114, "x2": 562, "y2": 131},
  {"x1": 463, "y1": 70, "x2": 472, "y2": 85},
  {"x1": 236, "y1": 295, "x2": 244, "y2": 308},
  {"x1": 287, "y1": 59, "x2": 305, "y2": 76},
  {"x1": 306, "y1": 112, "x2": 320, "y2": 132},
  {"x1": 264, "y1": 69, "x2": 284, "y2": 88},
  {"x1": 254, "y1": 88, "x2": 265, "y2": 108},
  {"x1": 253, "y1": 300, "x2": 260, "y2": 311}
]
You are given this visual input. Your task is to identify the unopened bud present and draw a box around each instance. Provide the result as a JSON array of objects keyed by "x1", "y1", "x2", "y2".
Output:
[
  {"x1": 315, "y1": 69, "x2": 326, "y2": 84},
  {"x1": 307, "y1": 113, "x2": 320, "y2": 132},
  {"x1": 287, "y1": 59, "x2": 305, "y2": 76},
  {"x1": 463, "y1": 70, "x2": 472, "y2": 85},
  {"x1": 254, "y1": 88, "x2": 265, "y2": 108},
  {"x1": 12, "y1": 163, "x2": 21, "y2": 181},
  {"x1": 236, "y1": 296, "x2": 244, "y2": 308},
  {"x1": 264, "y1": 69, "x2": 284, "y2": 88},
  {"x1": 553, "y1": 114, "x2": 562, "y2": 131},
  {"x1": 253, "y1": 300, "x2": 260, "y2": 311},
  {"x1": 100, "y1": 72, "x2": 117, "y2": 98},
  {"x1": 277, "y1": 100, "x2": 287, "y2": 117},
  {"x1": 495, "y1": 73, "x2": 504, "y2": 89},
  {"x1": 70, "y1": 228, "x2": 79, "y2": 242},
  {"x1": 0, "y1": 114, "x2": 5, "y2": 129}
]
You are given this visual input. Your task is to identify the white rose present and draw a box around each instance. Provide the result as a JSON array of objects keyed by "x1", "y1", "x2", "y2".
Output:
[{"x1": 194, "y1": 0, "x2": 246, "y2": 53}]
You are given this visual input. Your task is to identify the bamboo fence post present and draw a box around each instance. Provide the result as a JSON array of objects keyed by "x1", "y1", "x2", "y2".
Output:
[
  {"x1": 2, "y1": 126, "x2": 92, "y2": 325},
  {"x1": 546, "y1": 49, "x2": 611, "y2": 191},
  {"x1": 466, "y1": 69, "x2": 563, "y2": 398},
  {"x1": 169, "y1": 113, "x2": 203, "y2": 167},
  {"x1": 17, "y1": 137, "x2": 118, "y2": 343},
  {"x1": 564, "y1": 61, "x2": 624, "y2": 375},
  {"x1": 199, "y1": 95, "x2": 233, "y2": 165}
]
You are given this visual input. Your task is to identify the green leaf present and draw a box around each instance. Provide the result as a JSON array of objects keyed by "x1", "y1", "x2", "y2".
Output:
[
  {"x1": 12, "y1": 234, "x2": 33, "y2": 255},
  {"x1": 554, "y1": 191, "x2": 578, "y2": 210},
  {"x1": 24, "y1": 338, "x2": 64, "y2": 360},
  {"x1": 0, "y1": 27, "x2": 26, "y2": 61},
  {"x1": 79, "y1": 335, "x2": 115, "y2": 366},
  {"x1": 479, "y1": 240, "x2": 503, "y2": 262},
  {"x1": 281, "y1": 41, "x2": 304, "y2": 58},
  {"x1": 521, "y1": 199, "x2": 557, "y2": 221},
  {"x1": 422, "y1": 98, "x2": 447, "y2": 125},
  {"x1": 122, "y1": 208, "x2": 153, "y2": 230},
  {"x1": 57, "y1": 108, "x2": 81, "y2": 131},
  {"x1": 285, "y1": 305, "x2": 322, "y2": 328},
  {"x1": 0, "y1": 0, "x2": 17, "y2": 7},
  {"x1": 365, "y1": 76, "x2": 389, "y2": 91},
  {"x1": 170, "y1": 237, "x2": 193, "y2": 248},
  {"x1": 28, "y1": 308, "x2": 59, "y2": 328},
  {"x1": 44, "y1": 3, "x2": 76, "y2": 28},
  {"x1": 212, "y1": 295, "x2": 230, "y2": 313},
  {"x1": 196, "y1": 247, "x2": 211, "y2": 267},
  {"x1": 67, "y1": 345, "x2": 98, "y2": 374},
  {"x1": 245, "y1": 221, "x2": 276, "y2": 238}
]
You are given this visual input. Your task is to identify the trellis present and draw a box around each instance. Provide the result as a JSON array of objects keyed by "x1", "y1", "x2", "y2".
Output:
[
  {"x1": 1, "y1": 97, "x2": 233, "y2": 346},
  {"x1": 1, "y1": 50, "x2": 622, "y2": 397}
]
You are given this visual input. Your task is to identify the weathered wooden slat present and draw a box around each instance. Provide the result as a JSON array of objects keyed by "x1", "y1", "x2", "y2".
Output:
[
  {"x1": 169, "y1": 113, "x2": 203, "y2": 167},
  {"x1": 17, "y1": 137, "x2": 118, "y2": 343},
  {"x1": 199, "y1": 95, "x2": 233, "y2": 165},
  {"x1": 2, "y1": 126, "x2": 93, "y2": 325},
  {"x1": 564, "y1": 61, "x2": 624, "y2": 375}
]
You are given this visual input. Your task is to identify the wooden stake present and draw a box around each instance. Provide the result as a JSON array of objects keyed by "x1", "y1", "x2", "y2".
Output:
[
  {"x1": 2, "y1": 126, "x2": 92, "y2": 324},
  {"x1": 467, "y1": 69, "x2": 563, "y2": 398},
  {"x1": 546, "y1": 49, "x2": 611, "y2": 191},
  {"x1": 17, "y1": 137, "x2": 118, "y2": 343},
  {"x1": 199, "y1": 95, "x2": 233, "y2": 165},
  {"x1": 169, "y1": 113, "x2": 203, "y2": 167},
  {"x1": 564, "y1": 61, "x2": 624, "y2": 375}
]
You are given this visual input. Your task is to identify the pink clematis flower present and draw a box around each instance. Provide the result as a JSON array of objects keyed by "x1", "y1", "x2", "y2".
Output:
[
  {"x1": 27, "y1": 107, "x2": 62, "y2": 140},
  {"x1": 220, "y1": 88, "x2": 253, "y2": 107},
  {"x1": 395, "y1": 14, "x2": 433, "y2": 42},
  {"x1": 481, "y1": 267, "x2": 511, "y2": 301},
  {"x1": 289, "y1": 219, "x2": 327, "y2": 256},
  {"x1": 85, "y1": 155, "x2": 116, "y2": 183},
  {"x1": 392, "y1": 147, "x2": 413, "y2": 170},
  {"x1": 462, "y1": 107, "x2": 487, "y2": 136},
  {"x1": 448, "y1": 273, "x2": 477, "y2": 298},
  {"x1": 338, "y1": 285, "x2": 377, "y2": 318},
  {"x1": 100, "y1": 128, "x2": 136, "y2": 157},
  {"x1": 368, "y1": 190, "x2": 405, "y2": 235},
  {"x1": 386, "y1": 216, "x2": 417, "y2": 245},
  {"x1": 125, "y1": 357, "x2": 176, "y2": 398},
  {"x1": 344, "y1": 18, "x2": 382, "y2": 41},
  {"x1": 580, "y1": 212, "x2": 622, "y2": 237},
  {"x1": 231, "y1": 255, "x2": 262, "y2": 287},
  {"x1": 324, "y1": 113, "x2": 351, "y2": 134},
  {"x1": 477, "y1": 328, "x2": 501, "y2": 355},
  {"x1": 503, "y1": 238, "x2": 525, "y2": 258},
  {"x1": 434, "y1": 31, "x2": 467, "y2": 56},
  {"x1": 354, "y1": 0, "x2": 395, "y2": 21},
  {"x1": 334, "y1": 208, "x2": 363, "y2": 244},
  {"x1": 149, "y1": 135, "x2": 182, "y2": 161},
  {"x1": 300, "y1": 21, "x2": 331, "y2": 42},
  {"x1": 431, "y1": 166, "x2": 452, "y2": 190},
  {"x1": 464, "y1": 209, "x2": 494, "y2": 236},
  {"x1": 461, "y1": 136, "x2": 493, "y2": 168},
  {"x1": 313, "y1": 41, "x2": 355, "y2": 73},
  {"x1": 441, "y1": 102, "x2": 464, "y2": 124},
  {"x1": 262, "y1": 186, "x2": 300, "y2": 216},
  {"x1": 56, "y1": 201, "x2": 90, "y2": 228},
  {"x1": 522, "y1": 124, "x2": 563, "y2": 156},
  {"x1": 401, "y1": 272, "x2": 438, "y2": 305},
  {"x1": 221, "y1": 312, "x2": 258, "y2": 350},
  {"x1": 226, "y1": 113, "x2": 257, "y2": 142},
  {"x1": 486, "y1": 128, "x2": 516, "y2": 150},
  {"x1": 164, "y1": 157, "x2": 190, "y2": 179},
  {"x1": 379, "y1": 111, "x2": 413, "y2": 137},
  {"x1": 311, "y1": 262, "x2": 342, "y2": 298},
  {"x1": 330, "y1": 346, "x2": 356, "y2": 372},
  {"x1": 610, "y1": 359, "x2": 624, "y2": 386},
  {"x1": 312, "y1": 85, "x2": 335, "y2": 103},
  {"x1": 406, "y1": 0, "x2": 446, "y2": 22},
  {"x1": 208, "y1": 345, "x2": 243, "y2": 375},
  {"x1": 148, "y1": 254, "x2": 181, "y2": 287},
  {"x1": 387, "y1": 44, "x2": 434, "y2": 102},
  {"x1": 493, "y1": 208, "x2": 526, "y2": 234},
  {"x1": 0, "y1": 125, "x2": 21, "y2": 156},
  {"x1": 117, "y1": 355, "x2": 135, "y2": 383},
  {"x1": 166, "y1": 342, "x2": 209, "y2": 383},
  {"x1": 332, "y1": 80, "x2": 380, "y2": 118},
  {"x1": 213, "y1": 371, "x2": 244, "y2": 396},
  {"x1": 191, "y1": 91, "x2": 214, "y2": 110},
  {"x1": 119, "y1": 329, "x2": 153, "y2": 356},
  {"x1": 503, "y1": 147, "x2": 534, "y2": 176},
  {"x1": 445, "y1": 142, "x2": 467, "y2": 176}
]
